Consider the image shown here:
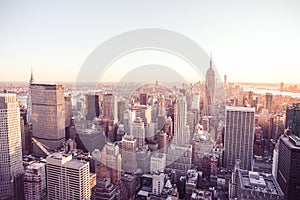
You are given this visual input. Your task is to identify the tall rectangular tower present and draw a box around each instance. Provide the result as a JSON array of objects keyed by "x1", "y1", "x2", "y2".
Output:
[
  {"x1": 174, "y1": 94, "x2": 190, "y2": 145},
  {"x1": 277, "y1": 135, "x2": 300, "y2": 200},
  {"x1": 224, "y1": 106, "x2": 255, "y2": 170},
  {"x1": 0, "y1": 93, "x2": 23, "y2": 200},
  {"x1": 85, "y1": 94, "x2": 100, "y2": 120},
  {"x1": 46, "y1": 153, "x2": 91, "y2": 200},
  {"x1": 31, "y1": 83, "x2": 65, "y2": 154},
  {"x1": 285, "y1": 103, "x2": 300, "y2": 137}
]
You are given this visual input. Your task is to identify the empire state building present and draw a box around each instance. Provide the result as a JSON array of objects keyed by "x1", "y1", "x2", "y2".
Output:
[{"x1": 205, "y1": 54, "x2": 215, "y2": 116}]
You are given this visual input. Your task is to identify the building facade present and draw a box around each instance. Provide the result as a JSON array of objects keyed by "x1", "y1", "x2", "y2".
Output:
[
  {"x1": 224, "y1": 106, "x2": 255, "y2": 170},
  {"x1": 0, "y1": 94, "x2": 24, "y2": 200},
  {"x1": 31, "y1": 83, "x2": 65, "y2": 154},
  {"x1": 277, "y1": 135, "x2": 300, "y2": 200},
  {"x1": 46, "y1": 153, "x2": 91, "y2": 200}
]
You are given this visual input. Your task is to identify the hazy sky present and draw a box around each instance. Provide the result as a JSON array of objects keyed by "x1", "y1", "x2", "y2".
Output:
[{"x1": 1, "y1": 0, "x2": 300, "y2": 83}]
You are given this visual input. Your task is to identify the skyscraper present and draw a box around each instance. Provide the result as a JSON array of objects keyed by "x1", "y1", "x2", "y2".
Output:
[
  {"x1": 224, "y1": 106, "x2": 255, "y2": 170},
  {"x1": 31, "y1": 83, "x2": 65, "y2": 154},
  {"x1": 46, "y1": 153, "x2": 91, "y2": 200},
  {"x1": 132, "y1": 117, "x2": 145, "y2": 148},
  {"x1": 85, "y1": 94, "x2": 100, "y2": 120},
  {"x1": 102, "y1": 93, "x2": 118, "y2": 123},
  {"x1": 121, "y1": 134, "x2": 137, "y2": 173},
  {"x1": 24, "y1": 162, "x2": 46, "y2": 200},
  {"x1": 100, "y1": 142, "x2": 122, "y2": 185},
  {"x1": 277, "y1": 135, "x2": 300, "y2": 200},
  {"x1": 0, "y1": 93, "x2": 24, "y2": 200},
  {"x1": 174, "y1": 93, "x2": 190, "y2": 145},
  {"x1": 27, "y1": 69, "x2": 34, "y2": 123},
  {"x1": 266, "y1": 92, "x2": 273, "y2": 111},
  {"x1": 205, "y1": 54, "x2": 215, "y2": 116},
  {"x1": 285, "y1": 103, "x2": 300, "y2": 137}
]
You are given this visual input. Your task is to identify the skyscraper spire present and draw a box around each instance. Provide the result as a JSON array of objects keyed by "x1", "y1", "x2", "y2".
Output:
[{"x1": 29, "y1": 68, "x2": 34, "y2": 84}]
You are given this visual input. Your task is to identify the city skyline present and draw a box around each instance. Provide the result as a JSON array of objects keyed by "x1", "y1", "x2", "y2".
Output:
[{"x1": 1, "y1": 1, "x2": 300, "y2": 83}]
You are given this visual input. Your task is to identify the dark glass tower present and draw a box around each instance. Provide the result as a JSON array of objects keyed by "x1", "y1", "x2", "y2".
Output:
[{"x1": 277, "y1": 135, "x2": 300, "y2": 200}]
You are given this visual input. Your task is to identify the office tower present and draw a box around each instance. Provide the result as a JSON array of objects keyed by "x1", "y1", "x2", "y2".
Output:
[
  {"x1": 151, "y1": 153, "x2": 166, "y2": 173},
  {"x1": 103, "y1": 93, "x2": 118, "y2": 123},
  {"x1": 152, "y1": 173, "x2": 165, "y2": 196},
  {"x1": 46, "y1": 153, "x2": 91, "y2": 200},
  {"x1": 31, "y1": 83, "x2": 65, "y2": 154},
  {"x1": 191, "y1": 93, "x2": 200, "y2": 110},
  {"x1": 224, "y1": 106, "x2": 255, "y2": 170},
  {"x1": 0, "y1": 94, "x2": 24, "y2": 200},
  {"x1": 285, "y1": 103, "x2": 300, "y2": 137},
  {"x1": 136, "y1": 149, "x2": 151, "y2": 173},
  {"x1": 122, "y1": 173, "x2": 140, "y2": 199},
  {"x1": 192, "y1": 127, "x2": 213, "y2": 171},
  {"x1": 166, "y1": 145, "x2": 192, "y2": 181},
  {"x1": 158, "y1": 96, "x2": 166, "y2": 116},
  {"x1": 28, "y1": 70, "x2": 34, "y2": 123},
  {"x1": 131, "y1": 117, "x2": 145, "y2": 148},
  {"x1": 131, "y1": 105, "x2": 152, "y2": 135},
  {"x1": 24, "y1": 162, "x2": 46, "y2": 200},
  {"x1": 248, "y1": 91, "x2": 254, "y2": 107},
  {"x1": 94, "y1": 143, "x2": 124, "y2": 200},
  {"x1": 117, "y1": 99, "x2": 126, "y2": 124},
  {"x1": 266, "y1": 93, "x2": 273, "y2": 111},
  {"x1": 224, "y1": 74, "x2": 227, "y2": 85},
  {"x1": 100, "y1": 142, "x2": 122, "y2": 185},
  {"x1": 272, "y1": 142, "x2": 279, "y2": 179},
  {"x1": 85, "y1": 94, "x2": 100, "y2": 121},
  {"x1": 174, "y1": 94, "x2": 190, "y2": 145},
  {"x1": 271, "y1": 114, "x2": 285, "y2": 141},
  {"x1": 121, "y1": 135, "x2": 137, "y2": 173},
  {"x1": 123, "y1": 109, "x2": 135, "y2": 134},
  {"x1": 205, "y1": 54, "x2": 215, "y2": 116},
  {"x1": 157, "y1": 115, "x2": 165, "y2": 132},
  {"x1": 277, "y1": 135, "x2": 300, "y2": 200},
  {"x1": 140, "y1": 93, "x2": 148, "y2": 105},
  {"x1": 64, "y1": 95, "x2": 72, "y2": 127}
]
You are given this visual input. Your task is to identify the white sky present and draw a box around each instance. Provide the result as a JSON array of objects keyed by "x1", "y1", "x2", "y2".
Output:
[{"x1": 1, "y1": 0, "x2": 300, "y2": 83}]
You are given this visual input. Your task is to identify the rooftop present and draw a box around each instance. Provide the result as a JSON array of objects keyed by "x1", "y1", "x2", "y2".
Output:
[
  {"x1": 226, "y1": 106, "x2": 255, "y2": 112},
  {"x1": 239, "y1": 170, "x2": 284, "y2": 196}
]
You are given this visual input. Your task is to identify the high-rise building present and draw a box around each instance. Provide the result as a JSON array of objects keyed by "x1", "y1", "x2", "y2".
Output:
[
  {"x1": 174, "y1": 94, "x2": 190, "y2": 145},
  {"x1": 277, "y1": 135, "x2": 300, "y2": 200},
  {"x1": 139, "y1": 93, "x2": 148, "y2": 105},
  {"x1": 121, "y1": 135, "x2": 137, "y2": 173},
  {"x1": 285, "y1": 103, "x2": 300, "y2": 137},
  {"x1": 85, "y1": 94, "x2": 100, "y2": 121},
  {"x1": 31, "y1": 83, "x2": 65, "y2": 154},
  {"x1": 102, "y1": 93, "x2": 118, "y2": 123},
  {"x1": 28, "y1": 69, "x2": 34, "y2": 123},
  {"x1": 266, "y1": 93, "x2": 273, "y2": 111},
  {"x1": 151, "y1": 153, "x2": 166, "y2": 173},
  {"x1": 224, "y1": 106, "x2": 255, "y2": 170},
  {"x1": 132, "y1": 117, "x2": 145, "y2": 148},
  {"x1": 131, "y1": 105, "x2": 152, "y2": 136},
  {"x1": 205, "y1": 54, "x2": 215, "y2": 116},
  {"x1": 270, "y1": 114, "x2": 285, "y2": 141},
  {"x1": 0, "y1": 93, "x2": 24, "y2": 200},
  {"x1": 100, "y1": 142, "x2": 122, "y2": 185},
  {"x1": 46, "y1": 153, "x2": 91, "y2": 200},
  {"x1": 123, "y1": 109, "x2": 135, "y2": 134},
  {"x1": 24, "y1": 162, "x2": 46, "y2": 200}
]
